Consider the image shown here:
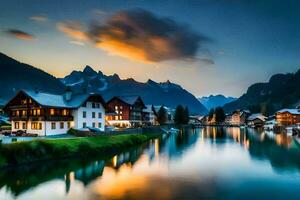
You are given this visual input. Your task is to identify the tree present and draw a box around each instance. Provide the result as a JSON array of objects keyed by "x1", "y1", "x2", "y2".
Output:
[
  {"x1": 174, "y1": 105, "x2": 185, "y2": 125},
  {"x1": 183, "y1": 106, "x2": 190, "y2": 124},
  {"x1": 208, "y1": 108, "x2": 215, "y2": 121},
  {"x1": 215, "y1": 107, "x2": 225, "y2": 124},
  {"x1": 157, "y1": 106, "x2": 167, "y2": 125}
]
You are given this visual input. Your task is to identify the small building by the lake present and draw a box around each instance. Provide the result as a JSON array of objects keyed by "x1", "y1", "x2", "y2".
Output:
[
  {"x1": 275, "y1": 109, "x2": 300, "y2": 126},
  {"x1": 4, "y1": 89, "x2": 107, "y2": 136}
]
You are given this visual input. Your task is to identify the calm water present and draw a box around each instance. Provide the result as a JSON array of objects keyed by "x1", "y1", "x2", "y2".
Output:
[{"x1": 1, "y1": 127, "x2": 300, "y2": 200}]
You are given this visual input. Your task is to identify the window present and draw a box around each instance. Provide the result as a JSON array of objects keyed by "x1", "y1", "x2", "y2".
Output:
[
  {"x1": 83, "y1": 111, "x2": 86, "y2": 118},
  {"x1": 37, "y1": 109, "x2": 41, "y2": 116},
  {"x1": 33, "y1": 110, "x2": 36, "y2": 116},
  {"x1": 119, "y1": 111, "x2": 123, "y2": 114},
  {"x1": 98, "y1": 112, "x2": 102, "y2": 118},
  {"x1": 115, "y1": 106, "x2": 118, "y2": 110},
  {"x1": 50, "y1": 109, "x2": 55, "y2": 115},
  {"x1": 83, "y1": 122, "x2": 87, "y2": 128},
  {"x1": 62, "y1": 109, "x2": 68, "y2": 116},
  {"x1": 67, "y1": 122, "x2": 71, "y2": 129},
  {"x1": 60, "y1": 122, "x2": 64, "y2": 129},
  {"x1": 98, "y1": 123, "x2": 102, "y2": 128},
  {"x1": 115, "y1": 116, "x2": 119, "y2": 120},
  {"x1": 92, "y1": 103, "x2": 96, "y2": 108},
  {"x1": 22, "y1": 122, "x2": 26, "y2": 129},
  {"x1": 29, "y1": 99, "x2": 32, "y2": 104},
  {"x1": 92, "y1": 122, "x2": 96, "y2": 128},
  {"x1": 22, "y1": 110, "x2": 26, "y2": 116},
  {"x1": 92, "y1": 112, "x2": 96, "y2": 118},
  {"x1": 15, "y1": 122, "x2": 19, "y2": 129},
  {"x1": 120, "y1": 106, "x2": 123, "y2": 110},
  {"x1": 120, "y1": 116, "x2": 123, "y2": 120},
  {"x1": 51, "y1": 122, "x2": 56, "y2": 130},
  {"x1": 16, "y1": 110, "x2": 20, "y2": 116},
  {"x1": 82, "y1": 102, "x2": 87, "y2": 107},
  {"x1": 32, "y1": 122, "x2": 42, "y2": 130}
]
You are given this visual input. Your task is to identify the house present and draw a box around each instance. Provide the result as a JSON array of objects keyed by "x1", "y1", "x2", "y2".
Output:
[
  {"x1": 4, "y1": 89, "x2": 106, "y2": 136},
  {"x1": 275, "y1": 109, "x2": 300, "y2": 126},
  {"x1": 247, "y1": 113, "x2": 267, "y2": 127},
  {"x1": 226, "y1": 110, "x2": 250, "y2": 126},
  {"x1": 106, "y1": 96, "x2": 146, "y2": 128},
  {"x1": 142, "y1": 105, "x2": 156, "y2": 126}
]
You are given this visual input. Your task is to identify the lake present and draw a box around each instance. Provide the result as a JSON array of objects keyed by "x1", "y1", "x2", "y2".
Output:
[{"x1": 1, "y1": 127, "x2": 300, "y2": 200}]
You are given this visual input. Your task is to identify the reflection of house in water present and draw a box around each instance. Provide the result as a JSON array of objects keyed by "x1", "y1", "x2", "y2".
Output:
[
  {"x1": 73, "y1": 160, "x2": 105, "y2": 186},
  {"x1": 107, "y1": 147, "x2": 144, "y2": 169}
]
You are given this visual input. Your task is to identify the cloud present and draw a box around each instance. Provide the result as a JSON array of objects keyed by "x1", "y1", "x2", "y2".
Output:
[
  {"x1": 70, "y1": 40, "x2": 85, "y2": 46},
  {"x1": 57, "y1": 21, "x2": 88, "y2": 41},
  {"x1": 30, "y1": 15, "x2": 48, "y2": 22},
  {"x1": 6, "y1": 29, "x2": 35, "y2": 41},
  {"x1": 88, "y1": 9, "x2": 210, "y2": 63},
  {"x1": 56, "y1": 9, "x2": 212, "y2": 63}
]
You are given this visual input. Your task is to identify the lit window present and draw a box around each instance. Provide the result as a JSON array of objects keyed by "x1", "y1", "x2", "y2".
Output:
[
  {"x1": 15, "y1": 122, "x2": 19, "y2": 129},
  {"x1": 120, "y1": 106, "x2": 123, "y2": 110},
  {"x1": 50, "y1": 109, "x2": 55, "y2": 115},
  {"x1": 120, "y1": 116, "x2": 122, "y2": 120},
  {"x1": 22, "y1": 110, "x2": 26, "y2": 116},
  {"x1": 37, "y1": 109, "x2": 41, "y2": 115},
  {"x1": 62, "y1": 109, "x2": 68, "y2": 116},
  {"x1": 115, "y1": 106, "x2": 118, "y2": 110},
  {"x1": 51, "y1": 122, "x2": 56, "y2": 130},
  {"x1": 60, "y1": 122, "x2": 64, "y2": 129},
  {"x1": 16, "y1": 110, "x2": 20, "y2": 116},
  {"x1": 115, "y1": 116, "x2": 119, "y2": 120}
]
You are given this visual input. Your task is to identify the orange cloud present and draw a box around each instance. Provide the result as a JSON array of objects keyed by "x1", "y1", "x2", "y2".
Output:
[
  {"x1": 6, "y1": 29, "x2": 35, "y2": 41},
  {"x1": 57, "y1": 21, "x2": 88, "y2": 41}
]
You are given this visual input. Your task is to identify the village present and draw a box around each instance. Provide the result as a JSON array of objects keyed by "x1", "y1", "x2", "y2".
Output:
[{"x1": 0, "y1": 88, "x2": 300, "y2": 141}]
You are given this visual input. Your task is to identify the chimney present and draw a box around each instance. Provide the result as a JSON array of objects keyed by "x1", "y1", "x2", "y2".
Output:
[{"x1": 64, "y1": 87, "x2": 72, "y2": 101}]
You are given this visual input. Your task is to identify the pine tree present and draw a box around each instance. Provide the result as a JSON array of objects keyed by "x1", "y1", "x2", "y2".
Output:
[
  {"x1": 157, "y1": 106, "x2": 167, "y2": 125},
  {"x1": 184, "y1": 106, "x2": 190, "y2": 124},
  {"x1": 174, "y1": 105, "x2": 185, "y2": 125},
  {"x1": 215, "y1": 107, "x2": 225, "y2": 124}
]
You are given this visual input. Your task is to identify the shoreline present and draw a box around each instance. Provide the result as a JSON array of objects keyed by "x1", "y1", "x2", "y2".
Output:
[{"x1": 0, "y1": 132, "x2": 161, "y2": 169}]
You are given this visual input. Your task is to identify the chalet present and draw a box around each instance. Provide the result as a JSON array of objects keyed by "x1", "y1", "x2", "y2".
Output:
[
  {"x1": 226, "y1": 110, "x2": 250, "y2": 126},
  {"x1": 4, "y1": 89, "x2": 106, "y2": 136},
  {"x1": 247, "y1": 113, "x2": 267, "y2": 127},
  {"x1": 106, "y1": 96, "x2": 146, "y2": 128},
  {"x1": 142, "y1": 105, "x2": 156, "y2": 126},
  {"x1": 275, "y1": 109, "x2": 300, "y2": 126}
]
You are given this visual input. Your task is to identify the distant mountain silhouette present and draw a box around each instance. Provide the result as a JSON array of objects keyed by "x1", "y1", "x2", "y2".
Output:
[
  {"x1": 223, "y1": 69, "x2": 300, "y2": 115},
  {"x1": 0, "y1": 52, "x2": 65, "y2": 104},
  {"x1": 198, "y1": 95, "x2": 236, "y2": 110},
  {"x1": 60, "y1": 66, "x2": 208, "y2": 114}
]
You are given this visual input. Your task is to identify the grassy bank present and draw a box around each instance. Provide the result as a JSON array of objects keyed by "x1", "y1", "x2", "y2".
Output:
[{"x1": 0, "y1": 133, "x2": 160, "y2": 168}]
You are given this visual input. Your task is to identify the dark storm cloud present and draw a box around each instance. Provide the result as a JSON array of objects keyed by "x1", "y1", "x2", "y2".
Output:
[
  {"x1": 6, "y1": 29, "x2": 35, "y2": 40},
  {"x1": 78, "y1": 8, "x2": 210, "y2": 63}
]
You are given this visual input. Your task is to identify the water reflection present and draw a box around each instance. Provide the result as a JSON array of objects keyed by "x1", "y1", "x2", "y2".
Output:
[{"x1": 1, "y1": 127, "x2": 300, "y2": 199}]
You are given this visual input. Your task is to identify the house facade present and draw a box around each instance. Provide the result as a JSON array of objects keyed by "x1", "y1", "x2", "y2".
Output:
[
  {"x1": 106, "y1": 96, "x2": 146, "y2": 128},
  {"x1": 4, "y1": 90, "x2": 106, "y2": 136},
  {"x1": 142, "y1": 105, "x2": 156, "y2": 126},
  {"x1": 275, "y1": 109, "x2": 300, "y2": 126},
  {"x1": 226, "y1": 110, "x2": 250, "y2": 126},
  {"x1": 247, "y1": 113, "x2": 267, "y2": 127}
]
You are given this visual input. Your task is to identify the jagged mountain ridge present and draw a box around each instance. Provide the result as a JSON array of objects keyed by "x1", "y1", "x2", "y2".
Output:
[
  {"x1": 198, "y1": 95, "x2": 237, "y2": 110},
  {"x1": 60, "y1": 66, "x2": 208, "y2": 114}
]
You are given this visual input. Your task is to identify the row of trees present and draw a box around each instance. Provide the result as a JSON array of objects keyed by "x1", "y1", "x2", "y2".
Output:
[
  {"x1": 208, "y1": 107, "x2": 226, "y2": 124},
  {"x1": 156, "y1": 105, "x2": 190, "y2": 125}
]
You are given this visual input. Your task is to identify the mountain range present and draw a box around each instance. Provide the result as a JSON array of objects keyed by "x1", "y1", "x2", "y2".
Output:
[
  {"x1": 198, "y1": 95, "x2": 236, "y2": 110},
  {"x1": 60, "y1": 66, "x2": 208, "y2": 114},
  {"x1": 0, "y1": 52, "x2": 207, "y2": 114},
  {"x1": 223, "y1": 69, "x2": 300, "y2": 115},
  {"x1": 0, "y1": 53, "x2": 65, "y2": 102}
]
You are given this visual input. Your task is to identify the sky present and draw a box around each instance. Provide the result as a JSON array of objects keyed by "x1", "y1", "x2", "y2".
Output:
[{"x1": 0, "y1": 0, "x2": 300, "y2": 98}]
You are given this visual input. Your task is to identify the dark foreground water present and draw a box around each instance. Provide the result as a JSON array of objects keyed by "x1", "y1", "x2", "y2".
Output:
[{"x1": 1, "y1": 127, "x2": 300, "y2": 200}]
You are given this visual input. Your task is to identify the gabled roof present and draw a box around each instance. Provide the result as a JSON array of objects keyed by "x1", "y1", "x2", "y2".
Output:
[
  {"x1": 276, "y1": 109, "x2": 300, "y2": 115},
  {"x1": 107, "y1": 95, "x2": 146, "y2": 108},
  {"x1": 4, "y1": 90, "x2": 106, "y2": 109},
  {"x1": 247, "y1": 113, "x2": 267, "y2": 121}
]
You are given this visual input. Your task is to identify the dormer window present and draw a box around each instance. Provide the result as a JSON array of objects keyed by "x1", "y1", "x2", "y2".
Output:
[{"x1": 92, "y1": 103, "x2": 96, "y2": 108}]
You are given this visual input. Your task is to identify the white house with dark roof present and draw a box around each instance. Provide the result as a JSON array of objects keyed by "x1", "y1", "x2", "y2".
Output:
[{"x1": 4, "y1": 89, "x2": 107, "y2": 136}]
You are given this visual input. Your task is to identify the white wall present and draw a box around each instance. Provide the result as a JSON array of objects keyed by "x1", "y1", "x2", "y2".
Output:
[
  {"x1": 72, "y1": 101, "x2": 105, "y2": 131},
  {"x1": 12, "y1": 120, "x2": 72, "y2": 136}
]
